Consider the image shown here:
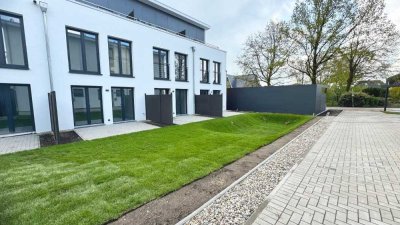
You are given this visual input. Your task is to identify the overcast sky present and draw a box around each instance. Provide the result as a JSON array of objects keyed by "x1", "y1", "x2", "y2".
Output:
[{"x1": 161, "y1": 0, "x2": 400, "y2": 75}]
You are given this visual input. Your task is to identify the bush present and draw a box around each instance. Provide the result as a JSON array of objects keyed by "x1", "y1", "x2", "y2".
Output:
[
  {"x1": 338, "y1": 92, "x2": 384, "y2": 107},
  {"x1": 362, "y1": 87, "x2": 386, "y2": 97}
]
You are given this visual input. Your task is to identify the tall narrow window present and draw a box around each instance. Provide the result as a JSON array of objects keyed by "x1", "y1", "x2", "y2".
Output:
[
  {"x1": 200, "y1": 59, "x2": 209, "y2": 83},
  {"x1": 0, "y1": 11, "x2": 28, "y2": 69},
  {"x1": 66, "y1": 27, "x2": 100, "y2": 74},
  {"x1": 153, "y1": 48, "x2": 169, "y2": 80},
  {"x1": 175, "y1": 53, "x2": 187, "y2": 81},
  {"x1": 213, "y1": 62, "x2": 221, "y2": 84},
  {"x1": 108, "y1": 37, "x2": 132, "y2": 77}
]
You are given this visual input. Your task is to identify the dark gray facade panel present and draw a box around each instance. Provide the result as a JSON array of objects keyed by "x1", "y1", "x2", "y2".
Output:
[
  {"x1": 83, "y1": 0, "x2": 206, "y2": 41},
  {"x1": 227, "y1": 85, "x2": 327, "y2": 115}
]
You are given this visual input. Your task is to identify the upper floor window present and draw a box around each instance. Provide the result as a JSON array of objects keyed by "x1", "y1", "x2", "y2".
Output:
[
  {"x1": 213, "y1": 62, "x2": 221, "y2": 84},
  {"x1": 200, "y1": 59, "x2": 209, "y2": 83},
  {"x1": 0, "y1": 11, "x2": 28, "y2": 69},
  {"x1": 108, "y1": 37, "x2": 132, "y2": 77},
  {"x1": 175, "y1": 53, "x2": 187, "y2": 81},
  {"x1": 66, "y1": 27, "x2": 100, "y2": 74},
  {"x1": 153, "y1": 48, "x2": 169, "y2": 80}
]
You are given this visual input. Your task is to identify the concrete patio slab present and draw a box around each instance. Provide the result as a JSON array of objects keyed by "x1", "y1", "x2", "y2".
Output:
[
  {"x1": 0, "y1": 134, "x2": 40, "y2": 155},
  {"x1": 174, "y1": 115, "x2": 213, "y2": 125},
  {"x1": 75, "y1": 122, "x2": 159, "y2": 141},
  {"x1": 223, "y1": 111, "x2": 244, "y2": 117}
]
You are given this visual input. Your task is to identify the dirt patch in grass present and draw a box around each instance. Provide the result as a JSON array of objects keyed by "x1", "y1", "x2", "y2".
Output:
[
  {"x1": 40, "y1": 131, "x2": 82, "y2": 147},
  {"x1": 109, "y1": 116, "x2": 323, "y2": 225}
]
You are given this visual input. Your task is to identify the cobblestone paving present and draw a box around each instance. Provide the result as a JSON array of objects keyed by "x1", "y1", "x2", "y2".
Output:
[{"x1": 251, "y1": 110, "x2": 400, "y2": 225}]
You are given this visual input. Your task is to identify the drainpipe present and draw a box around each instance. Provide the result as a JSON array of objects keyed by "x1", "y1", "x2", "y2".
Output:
[
  {"x1": 36, "y1": 1, "x2": 54, "y2": 92},
  {"x1": 191, "y1": 46, "x2": 196, "y2": 114}
]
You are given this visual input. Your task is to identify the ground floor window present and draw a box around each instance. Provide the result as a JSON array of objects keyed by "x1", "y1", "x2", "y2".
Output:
[
  {"x1": 0, "y1": 84, "x2": 35, "y2": 135},
  {"x1": 175, "y1": 89, "x2": 187, "y2": 115},
  {"x1": 213, "y1": 90, "x2": 221, "y2": 95},
  {"x1": 112, "y1": 87, "x2": 135, "y2": 122},
  {"x1": 200, "y1": 90, "x2": 209, "y2": 95},
  {"x1": 154, "y1": 88, "x2": 170, "y2": 95},
  {"x1": 71, "y1": 86, "x2": 103, "y2": 126}
]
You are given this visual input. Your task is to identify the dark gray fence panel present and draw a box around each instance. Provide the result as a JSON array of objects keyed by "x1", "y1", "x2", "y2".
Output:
[
  {"x1": 195, "y1": 95, "x2": 223, "y2": 117},
  {"x1": 227, "y1": 85, "x2": 326, "y2": 115},
  {"x1": 145, "y1": 95, "x2": 173, "y2": 125}
]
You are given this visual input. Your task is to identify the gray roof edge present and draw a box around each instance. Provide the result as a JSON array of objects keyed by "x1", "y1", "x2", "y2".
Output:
[{"x1": 138, "y1": 0, "x2": 211, "y2": 30}]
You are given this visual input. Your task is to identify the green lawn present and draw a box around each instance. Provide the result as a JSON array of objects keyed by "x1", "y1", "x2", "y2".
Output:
[{"x1": 0, "y1": 113, "x2": 311, "y2": 225}]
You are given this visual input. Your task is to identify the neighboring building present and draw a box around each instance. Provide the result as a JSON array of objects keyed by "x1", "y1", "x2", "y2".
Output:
[
  {"x1": 227, "y1": 74, "x2": 260, "y2": 88},
  {"x1": 0, "y1": 0, "x2": 226, "y2": 135}
]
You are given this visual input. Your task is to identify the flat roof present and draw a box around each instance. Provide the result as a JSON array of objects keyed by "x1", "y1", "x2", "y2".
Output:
[{"x1": 139, "y1": 0, "x2": 210, "y2": 30}]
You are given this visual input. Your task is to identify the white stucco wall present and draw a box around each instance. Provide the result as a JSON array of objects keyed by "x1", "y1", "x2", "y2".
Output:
[{"x1": 0, "y1": 0, "x2": 227, "y2": 133}]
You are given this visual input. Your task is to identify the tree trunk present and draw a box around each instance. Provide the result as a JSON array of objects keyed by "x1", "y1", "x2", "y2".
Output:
[{"x1": 346, "y1": 63, "x2": 355, "y2": 92}]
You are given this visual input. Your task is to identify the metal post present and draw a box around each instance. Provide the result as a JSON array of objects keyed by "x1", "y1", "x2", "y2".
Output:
[
  {"x1": 383, "y1": 81, "x2": 389, "y2": 112},
  {"x1": 191, "y1": 46, "x2": 196, "y2": 114}
]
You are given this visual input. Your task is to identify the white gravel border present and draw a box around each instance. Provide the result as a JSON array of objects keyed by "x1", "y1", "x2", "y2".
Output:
[{"x1": 177, "y1": 116, "x2": 334, "y2": 225}]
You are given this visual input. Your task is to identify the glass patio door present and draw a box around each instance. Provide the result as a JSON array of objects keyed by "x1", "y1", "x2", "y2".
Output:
[
  {"x1": 111, "y1": 87, "x2": 135, "y2": 122},
  {"x1": 0, "y1": 84, "x2": 35, "y2": 135},
  {"x1": 175, "y1": 89, "x2": 187, "y2": 115},
  {"x1": 71, "y1": 86, "x2": 103, "y2": 126}
]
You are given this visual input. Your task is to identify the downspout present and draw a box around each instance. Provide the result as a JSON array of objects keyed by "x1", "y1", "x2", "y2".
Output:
[
  {"x1": 191, "y1": 46, "x2": 196, "y2": 114},
  {"x1": 36, "y1": 1, "x2": 54, "y2": 91}
]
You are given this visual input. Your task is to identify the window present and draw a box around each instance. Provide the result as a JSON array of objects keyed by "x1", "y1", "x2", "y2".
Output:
[
  {"x1": 200, "y1": 59, "x2": 209, "y2": 83},
  {"x1": 213, "y1": 62, "x2": 221, "y2": 84},
  {"x1": 154, "y1": 88, "x2": 170, "y2": 95},
  {"x1": 175, "y1": 53, "x2": 187, "y2": 81},
  {"x1": 108, "y1": 37, "x2": 132, "y2": 77},
  {"x1": 153, "y1": 48, "x2": 169, "y2": 80},
  {"x1": 0, "y1": 11, "x2": 28, "y2": 69},
  {"x1": 112, "y1": 87, "x2": 135, "y2": 122},
  {"x1": 200, "y1": 90, "x2": 209, "y2": 95},
  {"x1": 213, "y1": 90, "x2": 221, "y2": 95},
  {"x1": 71, "y1": 86, "x2": 103, "y2": 126},
  {"x1": 66, "y1": 27, "x2": 100, "y2": 74}
]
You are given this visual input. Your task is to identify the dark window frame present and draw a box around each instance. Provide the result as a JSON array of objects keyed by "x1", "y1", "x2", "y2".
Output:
[
  {"x1": 0, "y1": 10, "x2": 29, "y2": 70},
  {"x1": 108, "y1": 36, "x2": 133, "y2": 77},
  {"x1": 175, "y1": 52, "x2": 188, "y2": 82},
  {"x1": 213, "y1": 90, "x2": 221, "y2": 95},
  {"x1": 70, "y1": 85, "x2": 104, "y2": 127},
  {"x1": 66, "y1": 26, "x2": 101, "y2": 75},
  {"x1": 200, "y1": 58, "x2": 209, "y2": 83},
  {"x1": 153, "y1": 47, "x2": 170, "y2": 80},
  {"x1": 213, "y1": 61, "x2": 221, "y2": 84},
  {"x1": 111, "y1": 86, "x2": 135, "y2": 122}
]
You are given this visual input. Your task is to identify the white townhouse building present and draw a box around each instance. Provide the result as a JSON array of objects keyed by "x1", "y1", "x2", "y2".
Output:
[{"x1": 0, "y1": 0, "x2": 227, "y2": 135}]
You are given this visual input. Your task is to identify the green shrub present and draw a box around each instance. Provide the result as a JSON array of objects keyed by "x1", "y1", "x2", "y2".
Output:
[
  {"x1": 338, "y1": 92, "x2": 384, "y2": 107},
  {"x1": 362, "y1": 87, "x2": 386, "y2": 97}
]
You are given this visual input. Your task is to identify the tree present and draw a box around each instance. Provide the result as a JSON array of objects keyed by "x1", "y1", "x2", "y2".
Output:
[
  {"x1": 237, "y1": 21, "x2": 291, "y2": 86},
  {"x1": 341, "y1": 0, "x2": 399, "y2": 91},
  {"x1": 288, "y1": 0, "x2": 357, "y2": 84}
]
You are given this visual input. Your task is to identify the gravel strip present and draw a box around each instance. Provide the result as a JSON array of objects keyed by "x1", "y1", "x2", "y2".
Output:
[{"x1": 184, "y1": 116, "x2": 334, "y2": 225}]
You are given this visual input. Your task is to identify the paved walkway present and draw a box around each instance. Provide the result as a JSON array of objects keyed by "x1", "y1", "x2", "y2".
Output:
[
  {"x1": 75, "y1": 122, "x2": 159, "y2": 140},
  {"x1": 250, "y1": 110, "x2": 400, "y2": 225},
  {"x1": 0, "y1": 134, "x2": 40, "y2": 155}
]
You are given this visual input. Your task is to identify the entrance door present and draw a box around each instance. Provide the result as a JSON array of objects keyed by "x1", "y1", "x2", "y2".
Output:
[
  {"x1": 112, "y1": 87, "x2": 135, "y2": 122},
  {"x1": 71, "y1": 86, "x2": 103, "y2": 126},
  {"x1": 0, "y1": 84, "x2": 35, "y2": 135},
  {"x1": 175, "y1": 89, "x2": 187, "y2": 115}
]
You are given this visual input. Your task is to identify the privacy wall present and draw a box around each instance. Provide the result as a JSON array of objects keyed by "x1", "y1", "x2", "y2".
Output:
[{"x1": 227, "y1": 85, "x2": 327, "y2": 115}]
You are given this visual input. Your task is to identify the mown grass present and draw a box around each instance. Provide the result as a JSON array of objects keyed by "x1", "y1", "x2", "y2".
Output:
[{"x1": 0, "y1": 113, "x2": 311, "y2": 225}]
